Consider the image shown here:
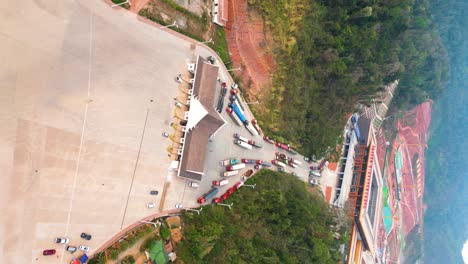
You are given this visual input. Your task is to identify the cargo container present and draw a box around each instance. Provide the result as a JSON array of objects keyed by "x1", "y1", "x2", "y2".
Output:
[
  {"x1": 229, "y1": 103, "x2": 247, "y2": 124},
  {"x1": 197, "y1": 188, "x2": 219, "y2": 204},
  {"x1": 290, "y1": 158, "x2": 302, "y2": 165},
  {"x1": 245, "y1": 122, "x2": 259, "y2": 136},
  {"x1": 226, "y1": 163, "x2": 246, "y2": 171},
  {"x1": 223, "y1": 170, "x2": 239, "y2": 177},
  {"x1": 234, "y1": 139, "x2": 252, "y2": 149}
]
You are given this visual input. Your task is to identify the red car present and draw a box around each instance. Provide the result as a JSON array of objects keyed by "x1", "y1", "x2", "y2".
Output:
[
  {"x1": 43, "y1": 249, "x2": 56, "y2": 256},
  {"x1": 255, "y1": 160, "x2": 263, "y2": 165}
]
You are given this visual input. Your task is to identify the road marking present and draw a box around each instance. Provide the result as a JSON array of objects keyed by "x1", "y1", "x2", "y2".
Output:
[
  {"x1": 120, "y1": 109, "x2": 150, "y2": 229},
  {"x1": 60, "y1": 11, "x2": 94, "y2": 264}
]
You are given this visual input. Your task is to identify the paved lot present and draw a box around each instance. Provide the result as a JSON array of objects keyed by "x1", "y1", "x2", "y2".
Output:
[
  {"x1": 0, "y1": 0, "x2": 213, "y2": 263},
  {"x1": 0, "y1": 1, "x2": 319, "y2": 263},
  {"x1": 165, "y1": 77, "x2": 318, "y2": 208}
]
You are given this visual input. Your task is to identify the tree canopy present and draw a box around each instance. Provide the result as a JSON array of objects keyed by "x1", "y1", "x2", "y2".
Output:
[{"x1": 175, "y1": 171, "x2": 349, "y2": 263}]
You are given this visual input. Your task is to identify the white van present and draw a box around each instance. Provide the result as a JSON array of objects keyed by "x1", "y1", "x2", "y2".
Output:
[{"x1": 310, "y1": 171, "x2": 321, "y2": 177}]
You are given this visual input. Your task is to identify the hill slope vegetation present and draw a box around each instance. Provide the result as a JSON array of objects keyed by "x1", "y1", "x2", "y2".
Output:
[
  {"x1": 247, "y1": 0, "x2": 448, "y2": 157},
  {"x1": 175, "y1": 171, "x2": 349, "y2": 263}
]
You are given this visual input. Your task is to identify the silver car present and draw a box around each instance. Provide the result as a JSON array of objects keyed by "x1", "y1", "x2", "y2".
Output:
[{"x1": 55, "y1": 237, "x2": 69, "y2": 244}]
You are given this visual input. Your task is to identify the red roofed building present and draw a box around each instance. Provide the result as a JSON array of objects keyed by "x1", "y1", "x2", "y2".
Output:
[{"x1": 213, "y1": 0, "x2": 228, "y2": 26}]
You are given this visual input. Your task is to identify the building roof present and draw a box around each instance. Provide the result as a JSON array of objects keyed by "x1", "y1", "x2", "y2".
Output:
[
  {"x1": 178, "y1": 57, "x2": 225, "y2": 180},
  {"x1": 213, "y1": 0, "x2": 228, "y2": 26},
  {"x1": 357, "y1": 116, "x2": 372, "y2": 145}
]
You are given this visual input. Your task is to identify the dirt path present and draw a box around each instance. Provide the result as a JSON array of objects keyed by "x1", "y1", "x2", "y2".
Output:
[
  {"x1": 225, "y1": 0, "x2": 275, "y2": 96},
  {"x1": 106, "y1": 231, "x2": 157, "y2": 264},
  {"x1": 130, "y1": 0, "x2": 151, "y2": 13}
]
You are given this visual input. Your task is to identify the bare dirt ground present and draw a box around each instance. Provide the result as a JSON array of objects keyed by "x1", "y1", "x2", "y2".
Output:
[{"x1": 225, "y1": 0, "x2": 275, "y2": 96}]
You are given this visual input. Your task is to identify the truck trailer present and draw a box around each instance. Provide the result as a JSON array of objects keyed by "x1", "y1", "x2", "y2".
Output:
[
  {"x1": 197, "y1": 188, "x2": 219, "y2": 204},
  {"x1": 233, "y1": 133, "x2": 249, "y2": 143},
  {"x1": 244, "y1": 121, "x2": 258, "y2": 136},
  {"x1": 223, "y1": 170, "x2": 239, "y2": 177},
  {"x1": 226, "y1": 163, "x2": 246, "y2": 171},
  {"x1": 226, "y1": 107, "x2": 243, "y2": 126},
  {"x1": 234, "y1": 139, "x2": 252, "y2": 149},
  {"x1": 228, "y1": 103, "x2": 247, "y2": 124}
]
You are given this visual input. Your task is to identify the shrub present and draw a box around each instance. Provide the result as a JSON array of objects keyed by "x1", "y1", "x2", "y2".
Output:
[
  {"x1": 160, "y1": 226, "x2": 171, "y2": 240},
  {"x1": 121, "y1": 255, "x2": 135, "y2": 264}
]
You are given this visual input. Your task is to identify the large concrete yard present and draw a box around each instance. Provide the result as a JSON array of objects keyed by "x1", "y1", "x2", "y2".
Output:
[{"x1": 0, "y1": 1, "x2": 317, "y2": 263}]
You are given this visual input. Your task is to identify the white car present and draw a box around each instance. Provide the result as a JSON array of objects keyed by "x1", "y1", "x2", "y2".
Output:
[
  {"x1": 55, "y1": 237, "x2": 69, "y2": 244},
  {"x1": 175, "y1": 203, "x2": 183, "y2": 209},
  {"x1": 188, "y1": 182, "x2": 199, "y2": 188},
  {"x1": 147, "y1": 202, "x2": 155, "y2": 209},
  {"x1": 79, "y1": 245, "x2": 90, "y2": 252}
]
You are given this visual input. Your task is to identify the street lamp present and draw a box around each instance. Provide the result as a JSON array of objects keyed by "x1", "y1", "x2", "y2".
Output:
[
  {"x1": 217, "y1": 202, "x2": 233, "y2": 209},
  {"x1": 160, "y1": 21, "x2": 178, "y2": 29},
  {"x1": 140, "y1": 220, "x2": 160, "y2": 228},
  {"x1": 243, "y1": 183, "x2": 256, "y2": 189},
  {"x1": 227, "y1": 67, "x2": 242, "y2": 72},
  {"x1": 111, "y1": 0, "x2": 131, "y2": 7},
  {"x1": 185, "y1": 207, "x2": 203, "y2": 214},
  {"x1": 198, "y1": 38, "x2": 214, "y2": 45}
]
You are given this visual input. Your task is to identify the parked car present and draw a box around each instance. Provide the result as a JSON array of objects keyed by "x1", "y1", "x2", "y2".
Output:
[
  {"x1": 254, "y1": 164, "x2": 262, "y2": 169},
  {"x1": 147, "y1": 202, "x2": 155, "y2": 209},
  {"x1": 175, "y1": 203, "x2": 183, "y2": 208},
  {"x1": 79, "y1": 245, "x2": 90, "y2": 252},
  {"x1": 188, "y1": 182, "x2": 199, "y2": 188},
  {"x1": 80, "y1": 233, "x2": 92, "y2": 240},
  {"x1": 42, "y1": 249, "x2": 56, "y2": 256},
  {"x1": 150, "y1": 190, "x2": 159, "y2": 195},
  {"x1": 66, "y1": 246, "x2": 77, "y2": 253},
  {"x1": 277, "y1": 167, "x2": 285, "y2": 172},
  {"x1": 162, "y1": 132, "x2": 169, "y2": 137},
  {"x1": 55, "y1": 237, "x2": 69, "y2": 244}
]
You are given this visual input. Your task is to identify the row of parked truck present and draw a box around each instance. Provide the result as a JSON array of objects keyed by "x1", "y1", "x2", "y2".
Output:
[
  {"x1": 233, "y1": 133, "x2": 262, "y2": 149},
  {"x1": 225, "y1": 84, "x2": 263, "y2": 136}
]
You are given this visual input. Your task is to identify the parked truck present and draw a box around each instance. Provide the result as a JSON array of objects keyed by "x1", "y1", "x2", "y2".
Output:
[
  {"x1": 251, "y1": 119, "x2": 263, "y2": 135},
  {"x1": 234, "y1": 139, "x2": 252, "y2": 149},
  {"x1": 197, "y1": 188, "x2": 219, "y2": 204},
  {"x1": 220, "y1": 158, "x2": 239, "y2": 166},
  {"x1": 248, "y1": 140, "x2": 263, "y2": 148},
  {"x1": 290, "y1": 158, "x2": 302, "y2": 165},
  {"x1": 226, "y1": 107, "x2": 242, "y2": 126},
  {"x1": 233, "y1": 133, "x2": 249, "y2": 143},
  {"x1": 223, "y1": 170, "x2": 239, "y2": 177},
  {"x1": 228, "y1": 103, "x2": 247, "y2": 124},
  {"x1": 213, "y1": 181, "x2": 244, "y2": 204},
  {"x1": 230, "y1": 89, "x2": 246, "y2": 111},
  {"x1": 244, "y1": 121, "x2": 258, "y2": 136},
  {"x1": 272, "y1": 160, "x2": 286, "y2": 167},
  {"x1": 226, "y1": 163, "x2": 246, "y2": 171},
  {"x1": 212, "y1": 179, "x2": 229, "y2": 186}
]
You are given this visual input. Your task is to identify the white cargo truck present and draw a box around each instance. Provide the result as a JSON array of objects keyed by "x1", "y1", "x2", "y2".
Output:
[
  {"x1": 234, "y1": 139, "x2": 252, "y2": 149},
  {"x1": 223, "y1": 170, "x2": 239, "y2": 177}
]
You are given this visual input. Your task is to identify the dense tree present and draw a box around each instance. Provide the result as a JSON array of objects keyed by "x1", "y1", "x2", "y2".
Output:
[{"x1": 175, "y1": 171, "x2": 349, "y2": 263}]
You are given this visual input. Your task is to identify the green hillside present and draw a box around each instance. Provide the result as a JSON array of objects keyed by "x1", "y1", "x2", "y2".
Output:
[
  {"x1": 174, "y1": 171, "x2": 350, "y2": 263},
  {"x1": 248, "y1": 0, "x2": 448, "y2": 157}
]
